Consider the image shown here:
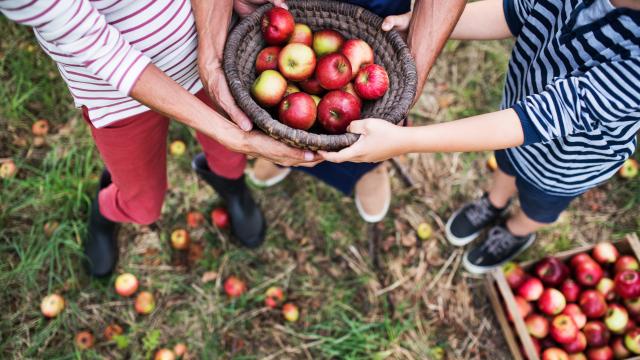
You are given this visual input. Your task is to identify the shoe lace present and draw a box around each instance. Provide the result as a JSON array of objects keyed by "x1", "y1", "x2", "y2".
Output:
[
  {"x1": 481, "y1": 226, "x2": 514, "y2": 257},
  {"x1": 465, "y1": 197, "x2": 496, "y2": 227}
]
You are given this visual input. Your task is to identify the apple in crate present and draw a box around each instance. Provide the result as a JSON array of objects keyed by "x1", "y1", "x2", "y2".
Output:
[
  {"x1": 571, "y1": 253, "x2": 596, "y2": 268},
  {"x1": 619, "y1": 159, "x2": 639, "y2": 179},
  {"x1": 299, "y1": 76, "x2": 324, "y2": 95},
  {"x1": 526, "y1": 313, "x2": 550, "y2": 338},
  {"x1": 615, "y1": 255, "x2": 639, "y2": 273},
  {"x1": 354, "y1": 64, "x2": 389, "y2": 100},
  {"x1": 539, "y1": 288, "x2": 567, "y2": 315},
  {"x1": 626, "y1": 329, "x2": 640, "y2": 354},
  {"x1": 503, "y1": 262, "x2": 526, "y2": 289},
  {"x1": 251, "y1": 69, "x2": 287, "y2": 107},
  {"x1": 278, "y1": 43, "x2": 316, "y2": 82},
  {"x1": 611, "y1": 337, "x2": 631, "y2": 358},
  {"x1": 279, "y1": 93, "x2": 317, "y2": 130},
  {"x1": 614, "y1": 270, "x2": 640, "y2": 299},
  {"x1": 340, "y1": 39, "x2": 374, "y2": 78},
  {"x1": 575, "y1": 260, "x2": 603, "y2": 287},
  {"x1": 256, "y1": 46, "x2": 281, "y2": 73},
  {"x1": 625, "y1": 297, "x2": 640, "y2": 315},
  {"x1": 289, "y1": 23, "x2": 312, "y2": 46},
  {"x1": 542, "y1": 348, "x2": 570, "y2": 360},
  {"x1": 604, "y1": 304, "x2": 629, "y2": 334},
  {"x1": 317, "y1": 90, "x2": 361, "y2": 134},
  {"x1": 586, "y1": 346, "x2": 614, "y2": 360},
  {"x1": 261, "y1": 7, "x2": 295, "y2": 45},
  {"x1": 561, "y1": 279, "x2": 581, "y2": 302},
  {"x1": 567, "y1": 354, "x2": 586, "y2": 360},
  {"x1": 592, "y1": 242, "x2": 619, "y2": 264},
  {"x1": 316, "y1": 53, "x2": 352, "y2": 90},
  {"x1": 562, "y1": 331, "x2": 587, "y2": 354},
  {"x1": 579, "y1": 290, "x2": 608, "y2": 318},
  {"x1": 518, "y1": 276, "x2": 544, "y2": 301},
  {"x1": 596, "y1": 278, "x2": 615, "y2": 301},
  {"x1": 313, "y1": 29, "x2": 344, "y2": 57},
  {"x1": 563, "y1": 304, "x2": 587, "y2": 329},
  {"x1": 583, "y1": 321, "x2": 610, "y2": 347},
  {"x1": 535, "y1": 256, "x2": 569, "y2": 286},
  {"x1": 508, "y1": 295, "x2": 532, "y2": 321},
  {"x1": 551, "y1": 314, "x2": 579, "y2": 344}
]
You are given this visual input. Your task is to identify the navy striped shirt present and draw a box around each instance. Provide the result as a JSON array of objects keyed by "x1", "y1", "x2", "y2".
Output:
[{"x1": 501, "y1": 0, "x2": 639, "y2": 196}]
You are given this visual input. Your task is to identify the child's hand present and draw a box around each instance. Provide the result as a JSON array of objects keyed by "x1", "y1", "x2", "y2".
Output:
[
  {"x1": 381, "y1": 12, "x2": 412, "y2": 33},
  {"x1": 318, "y1": 119, "x2": 407, "y2": 163}
]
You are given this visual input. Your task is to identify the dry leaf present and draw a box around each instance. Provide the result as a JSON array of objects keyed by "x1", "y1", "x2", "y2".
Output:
[{"x1": 201, "y1": 271, "x2": 218, "y2": 283}]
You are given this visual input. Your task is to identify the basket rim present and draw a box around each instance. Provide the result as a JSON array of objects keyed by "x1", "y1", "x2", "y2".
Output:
[{"x1": 223, "y1": 0, "x2": 417, "y2": 151}]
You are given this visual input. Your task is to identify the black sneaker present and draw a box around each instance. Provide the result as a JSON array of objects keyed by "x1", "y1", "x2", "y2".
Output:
[
  {"x1": 445, "y1": 193, "x2": 508, "y2": 246},
  {"x1": 462, "y1": 225, "x2": 536, "y2": 274}
]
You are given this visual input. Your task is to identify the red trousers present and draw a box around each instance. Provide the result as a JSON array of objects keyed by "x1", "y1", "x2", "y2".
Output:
[{"x1": 83, "y1": 90, "x2": 246, "y2": 225}]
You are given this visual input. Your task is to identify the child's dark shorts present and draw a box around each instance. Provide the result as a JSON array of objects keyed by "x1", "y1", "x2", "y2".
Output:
[{"x1": 494, "y1": 150, "x2": 580, "y2": 224}]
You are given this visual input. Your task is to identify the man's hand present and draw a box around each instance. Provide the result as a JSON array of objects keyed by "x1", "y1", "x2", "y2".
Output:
[
  {"x1": 318, "y1": 119, "x2": 407, "y2": 163},
  {"x1": 237, "y1": 130, "x2": 321, "y2": 167},
  {"x1": 381, "y1": 12, "x2": 412, "y2": 37},
  {"x1": 234, "y1": 0, "x2": 287, "y2": 18}
]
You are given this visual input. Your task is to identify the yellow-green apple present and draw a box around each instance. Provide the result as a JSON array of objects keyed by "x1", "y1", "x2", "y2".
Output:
[
  {"x1": 605, "y1": 304, "x2": 629, "y2": 334},
  {"x1": 568, "y1": 353, "x2": 586, "y2": 360},
  {"x1": 626, "y1": 329, "x2": 640, "y2": 354},
  {"x1": 526, "y1": 313, "x2": 550, "y2": 338},
  {"x1": 0, "y1": 160, "x2": 17, "y2": 179},
  {"x1": 169, "y1": 140, "x2": 186, "y2": 156},
  {"x1": 563, "y1": 304, "x2": 587, "y2": 329},
  {"x1": 32, "y1": 119, "x2": 50, "y2": 136},
  {"x1": 619, "y1": 159, "x2": 639, "y2": 179},
  {"x1": 562, "y1": 331, "x2": 587, "y2": 354},
  {"x1": 517, "y1": 277, "x2": 544, "y2": 301},
  {"x1": 299, "y1": 76, "x2": 324, "y2": 95},
  {"x1": 317, "y1": 90, "x2": 361, "y2": 134},
  {"x1": 40, "y1": 294, "x2": 65, "y2": 318},
  {"x1": 282, "y1": 302, "x2": 299, "y2": 322},
  {"x1": 535, "y1": 256, "x2": 569, "y2": 286},
  {"x1": 354, "y1": 64, "x2": 389, "y2": 100},
  {"x1": 611, "y1": 337, "x2": 631, "y2": 358},
  {"x1": 261, "y1": 7, "x2": 295, "y2": 45},
  {"x1": 539, "y1": 288, "x2": 567, "y2": 315},
  {"x1": 312, "y1": 29, "x2": 344, "y2": 57},
  {"x1": 186, "y1": 211, "x2": 204, "y2": 228},
  {"x1": 103, "y1": 323, "x2": 123, "y2": 341},
  {"x1": 135, "y1": 291, "x2": 156, "y2": 314},
  {"x1": 593, "y1": 243, "x2": 619, "y2": 264},
  {"x1": 416, "y1": 223, "x2": 432, "y2": 240},
  {"x1": 625, "y1": 297, "x2": 640, "y2": 315},
  {"x1": 575, "y1": 261, "x2": 604, "y2": 287},
  {"x1": 340, "y1": 39, "x2": 374, "y2": 78},
  {"x1": 173, "y1": 343, "x2": 187, "y2": 358},
  {"x1": 255, "y1": 46, "x2": 281, "y2": 73},
  {"x1": 586, "y1": 346, "x2": 614, "y2": 360},
  {"x1": 596, "y1": 278, "x2": 615, "y2": 301},
  {"x1": 551, "y1": 314, "x2": 579, "y2": 344},
  {"x1": 251, "y1": 69, "x2": 287, "y2": 107},
  {"x1": 224, "y1": 276, "x2": 246, "y2": 298},
  {"x1": 615, "y1": 255, "x2": 639, "y2": 274},
  {"x1": 75, "y1": 331, "x2": 95, "y2": 350},
  {"x1": 614, "y1": 270, "x2": 640, "y2": 299},
  {"x1": 341, "y1": 82, "x2": 362, "y2": 107},
  {"x1": 487, "y1": 155, "x2": 498, "y2": 171},
  {"x1": 115, "y1": 273, "x2": 139, "y2": 297},
  {"x1": 284, "y1": 82, "x2": 301, "y2": 97},
  {"x1": 278, "y1": 92, "x2": 317, "y2": 130},
  {"x1": 278, "y1": 43, "x2": 316, "y2": 81},
  {"x1": 154, "y1": 348, "x2": 176, "y2": 360},
  {"x1": 508, "y1": 295, "x2": 532, "y2": 321},
  {"x1": 211, "y1": 207, "x2": 230, "y2": 229},
  {"x1": 288, "y1": 23, "x2": 312, "y2": 46},
  {"x1": 542, "y1": 347, "x2": 570, "y2": 360},
  {"x1": 579, "y1": 290, "x2": 608, "y2": 318},
  {"x1": 170, "y1": 229, "x2": 190, "y2": 250},
  {"x1": 503, "y1": 262, "x2": 526, "y2": 289},
  {"x1": 265, "y1": 286, "x2": 284, "y2": 309},
  {"x1": 316, "y1": 53, "x2": 352, "y2": 90},
  {"x1": 584, "y1": 321, "x2": 610, "y2": 347},
  {"x1": 311, "y1": 95, "x2": 321, "y2": 107},
  {"x1": 561, "y1": 279, "x2": 581, "y2": 302}
]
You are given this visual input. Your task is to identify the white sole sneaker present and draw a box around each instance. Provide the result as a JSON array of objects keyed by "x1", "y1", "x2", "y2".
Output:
[
  {"x1": 445, "y1": 206, "x2": 482, "y2": 247},
  {"x1": 245, "y1": 167, "x2": 291, "y2": 188},
  {"x1": 355, "y1": 192, "x2": 390, "y2": 223},
  {"x1": 461, "y1": 233, "x2": 536, "y2": 274}
]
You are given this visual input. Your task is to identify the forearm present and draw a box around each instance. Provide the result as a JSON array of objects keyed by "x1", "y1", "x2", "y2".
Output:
[
  {"x1": 407, "y1": 0, "x2": 466, "y2": 93},
  {"x1": 402, "y1": 109, "x2": 524, "y2": 153},
  {"x1": 450, "y1": 0, "x2": 512, "y2": 40},
  {"x1": 191, "y1": 0, "x2": 234, "y2": 66}
]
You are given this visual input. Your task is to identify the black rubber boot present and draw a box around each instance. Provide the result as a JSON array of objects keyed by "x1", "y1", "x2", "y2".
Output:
[
  {"x1": 192, "y1": 153, "x2": 266, "y2": 248},
  {"x1": 84, "y1": 170, "x2": 119, "y2": 277}
]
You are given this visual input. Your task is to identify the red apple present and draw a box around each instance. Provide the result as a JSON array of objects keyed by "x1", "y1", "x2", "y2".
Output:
[
  {"x1": 584, "y1": 321, "x2": 610, "y2": 347},
  {"x1": 593, "y1": 243, "x2": 619, "y2": 265},
  {"x1": 568, "y1": 354, "x2": 587, "y2": 360},
  {"x1": 173, "y1": 343, "x2": 187, "y2": 358},
  {"x1": 508, "y1": 295, "x2": 532, "y2": 321},
  {"x1": 299, "y1": 76, "x2": 324, "y2": 95},
  {"x1": 615, "y1": 255, "x2": 639, "y2": 274},
  {"x1": 354, "y1": 64, "x2": 389, "y2": 100},
  {"x1": 312, "y1": 29, "x2": 344, "y2": 57},
  {"x1": 580, "y1": 290, "x2": 608, "y2": 318},
  {"x1": 619, "y1": 159, "x2": 639, "y2": 179},
  {"x1": 596, "y1": 278, "x2": 616, "y2": 301},
  {"x1": 186, "y1": 211, "x2": 204, "y2": 228},
  {"x1": 571, "y1": 253, "x2": 597, "y2": 268},
  {"x1": 562, "y1": 279, "x2": 582, "y2": 303},
  {"x1": 261, "y1": 7, "x2": 295, "y2": 45},
  {"x1": 317, "y1": 90, "x2": 361, "y2": 134},
  {"x1": 535, "y1": 257, "x2": 570, "y2": 286},
  {"x1": 170, "y1": 229, "x2": 190, "y2": 250},
  {"x1": 575, "y1": 261, "x2": 604, "y2": 287},
  {"x1": 520, "y1": 337, "x2": 542, "y2": 358},
  {"x1": 289, "y1": 23, "x2": 312, "y2": 46},
  {"x1": 503, "y1": 262, "x2": 527, "y2": 289},
  {"x1": 563, "y1": 331, "x2": 587, "y2": 354},
  {"x1": 611, "y1": 337, "x2": 631, "y2": 359},
  {"x1": 115, "y1": 273, "x2": 139, "y2": 297},
  {"x1": 251, "y1": 69, "x2": 287, "y2": 107},
  {"x1": 224, "y1": 276, "x2": 246, "y2": 298},
  {"x1": 282, "y1": 302, "x2": 299, "y2": 322},
  {"x1": 625, "y1": 297, "x2": 640, "y2": 315},
  {"x1": 0, "y1": 160, "x2": 17, "y2": 179},
  {"x1": 539, "y1": 288, "x2": 567, "y2": 315},
  {"x1": 265, "y1": 286, "x2": 284, "y2": 309},
  {"x1": 211, "y1": 207, "x2": 230, "y2": 229},
  {"x1": 40, "y1": 294, "x2": 65, "y2": 318},
  {"x1": 542, "y1": 348, "x2": 570, "y2": 360},
  {"x1": 135, "y1": 291, "x2": 155, "y2": 315},
  {"x1": 255, "y1": 46, "x2": 281, "y2": 73},
  {"x1": 316, "y1": 53, "x2": 352, "y2": 90},
  {"x1": 626, "y1": 319, "x2": 637, "y2": 332},
  {"x1": 518, "y1": 277, "x2": 545, "y2": 301},
  {"x1": 103, "y1": 323, "x2": 123, "y2": 341},
  {"x1": 340, "y1": 38, "x2": 374, "y2": 78},
  {"x1": 279, "y1": 92, "x2": 317, "y2": 130},
  {"x1": 154, "y1": 348, "x2": 176, "y2": 360},
  {"x1": 586, "y1": 346, "x2": 613, "y2": 360},
  {"x1": 75, "y1": 331, "x2": 94, "y2": 350},
  {"x1": 614, "y1": 270, "x2": 640, "y2": 299},
  {"x1": 605, "y1": 304, "x2": 629, "y2": 334},
  {"x1": 526, "y1": 313, "x2": 550, "y2": 339},
  {"x1": 563, "y1": 304, "x2": 588, "y2": 329},
  {"x1": 341, "y1": 82, "x2": 362, "y2": 107},
  {"x1": 32, "y1": 119, "x2": 50, "y2": 136},
  {"x1": 551, "y1": 314, "x2": 579, "y2": 344},
  {"x1": 625, "y1": 328, "x2": 640, "y2": 354},
  {"x1": 278, "y1": 43, "x2": 316, "y2": 81}
]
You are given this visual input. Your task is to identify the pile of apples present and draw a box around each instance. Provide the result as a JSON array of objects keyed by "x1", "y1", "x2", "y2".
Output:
[
  {"x1": 251, "y1": 7, "x2": 389, "y2": 134},
  {"x1": 503, "y1": 242, "x2": 640, "y2": 359}
]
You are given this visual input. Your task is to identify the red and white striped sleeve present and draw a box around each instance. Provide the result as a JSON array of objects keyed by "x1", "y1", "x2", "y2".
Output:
[{"x1": 1, "y1": 0, "x2": 151, "y2": 95}]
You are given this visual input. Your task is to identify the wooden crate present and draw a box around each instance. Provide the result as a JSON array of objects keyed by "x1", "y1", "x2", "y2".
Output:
[{"x1": 485, "y1": 233, "x2": 640, "y2": 360}]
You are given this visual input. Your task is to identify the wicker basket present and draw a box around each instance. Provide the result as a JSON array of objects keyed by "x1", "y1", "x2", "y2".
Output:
[{"x1": 224, "y1": 0, "x2": 417, "y2": 151}]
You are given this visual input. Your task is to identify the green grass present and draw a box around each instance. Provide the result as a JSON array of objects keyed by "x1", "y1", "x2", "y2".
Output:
[{"x1": 1, "y1": 17, "x2": 638, "y2": 360}]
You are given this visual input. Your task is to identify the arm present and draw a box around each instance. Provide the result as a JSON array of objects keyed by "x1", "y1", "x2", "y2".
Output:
[{"x1": 450, "y1": 0, "x2": 512, "y2": 40}]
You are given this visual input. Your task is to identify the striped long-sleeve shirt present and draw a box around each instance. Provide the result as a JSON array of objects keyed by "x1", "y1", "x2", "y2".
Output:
[
  {"x1": 502, "y1": 0, "x2": 639, "y2": 196},
  {"x1": 1, "y1": 0, "x2": 202, "y2": 128}
]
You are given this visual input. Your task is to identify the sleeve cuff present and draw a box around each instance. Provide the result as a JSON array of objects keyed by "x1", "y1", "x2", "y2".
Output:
[
  {"x1": 503, "y1": 0, "x2": 523, "y2": 36},
  {"x1": 513, "y1": 103, "x2": 542, "y2": 145}
]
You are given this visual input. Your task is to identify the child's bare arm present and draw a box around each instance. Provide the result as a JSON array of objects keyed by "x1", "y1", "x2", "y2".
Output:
[{"x1": 451, "y1": 0, "x2": 513, "y2": 40}]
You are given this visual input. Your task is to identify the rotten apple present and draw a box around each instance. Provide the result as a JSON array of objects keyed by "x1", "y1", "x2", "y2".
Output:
[{"x1": 75, "y1": 331, "x2": 95, "y2": 350}]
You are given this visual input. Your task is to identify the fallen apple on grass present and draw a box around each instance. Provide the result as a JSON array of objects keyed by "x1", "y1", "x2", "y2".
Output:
[
  {"x1": 618, "y1": 159, "x2": 639, "y2": 179},
  {"x1": 0, "y1": 160, "x2": 17, "y2": 179},
  {"x1": 224, "y1": 276, "x2": 247, "y2": 298},
  {"x1": 186, "y1": 211, "x2": 204, "y2": 228},
  {"x1": 251, "y1": 69, "x2": 287, "y2": 107},
  {"x1": 288, "y1": 23, "x2": 312, "y2": 46},
  {"x1": 173, "y1": 343, "x2": 187, "y2": 358},
  {"x1": 264, "y1": 286, "x2": 285, "y2": 309},
  {"x1": 115, "y1": 273, "x2": 139, "y2": 297},
  {"x1": 279, "y1": 92, "x2": 317, "y2": 130},
  {"x1": 312, "y1": 29, "x2": 344, "y2": 57},
  {"x1": 261, "y1": 7, "x2": 295, "y2": 45},
  {"x1": 211, "y1": 207, "x2": 230, "y2": 229},
  {"x1": 317, "y1": 90, "x2": 361, "y2": 134},
  {"x1": 40, "y1": 294, "x2": 65, "y2": 318},
  {"x1": 103, "y1": 323, "x2": 124, "y2": 341},
  {"x1": 416, "y1": 223, "x2": 432, "y2": 240},
  {"x1": 170, "y1": 229, "x2": 190, "y2": 250},
  {"x1": 278, "y1": 43, "x2": 316, "y2": 82},
  {"x1": 354, "y1": 64, "x2": 389, "y2": 100},
  {"x1": 154, "y1": 348, "x2": 176, "y2": 360},
  {"x1": 43, "y1": 221, "x2": 59, "y2": 238},
  {"x1": 282, "y1": 302, "x2": 299, "y2": 322},
  {"x1": 169, "y1": 140, "x2": 186, "y2": 156},
  {"x1": 135, "y1": 291, "x2": 156, "y2": 315},
  {"x1": 32, "y1": 119, "x2": 50, "y2": 136},
  {"x1": 75, "y1": 331, "x2": 95, "y2": 350}
]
